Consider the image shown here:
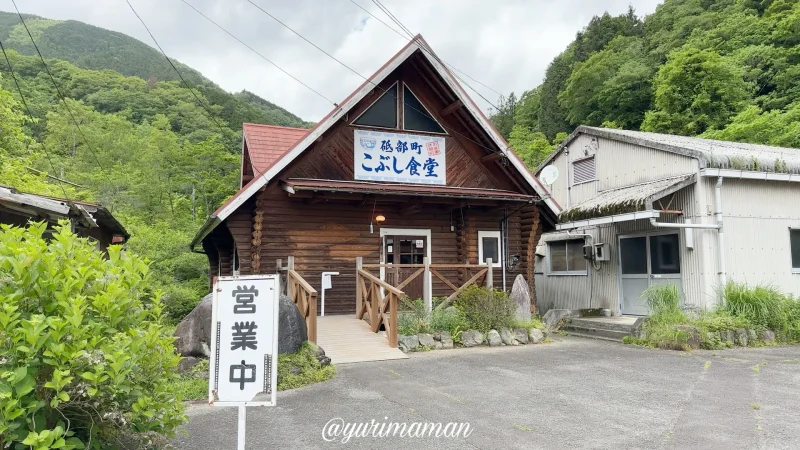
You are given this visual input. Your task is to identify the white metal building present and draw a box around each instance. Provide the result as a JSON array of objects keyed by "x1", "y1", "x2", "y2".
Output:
[{"x1": 534, "y1": 126, "x2": 800, "y2": 316}]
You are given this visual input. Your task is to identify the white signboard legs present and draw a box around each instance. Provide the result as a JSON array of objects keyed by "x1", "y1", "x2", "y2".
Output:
[{"x1": 209, "y1": 275, "x2": 280, "y2": 449}]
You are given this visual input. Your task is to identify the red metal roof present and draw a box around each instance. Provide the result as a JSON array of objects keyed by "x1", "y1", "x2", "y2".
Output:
[
  {"x1": 243, "y1": 123, "x2": 309, "y2": 175},
  {"x1": 282, "y1": 178, "x2": 537, "y2": 202}
]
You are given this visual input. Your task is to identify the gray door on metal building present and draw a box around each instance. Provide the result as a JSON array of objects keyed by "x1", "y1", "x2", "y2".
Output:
[{"x1": 619, "y1": 232, "x2": 683, "y2": 315}]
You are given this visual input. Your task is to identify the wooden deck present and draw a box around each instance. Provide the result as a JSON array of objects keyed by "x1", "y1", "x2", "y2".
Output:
[{"x1": 316, "y1": 315, "x2": 408, "y2": 364}]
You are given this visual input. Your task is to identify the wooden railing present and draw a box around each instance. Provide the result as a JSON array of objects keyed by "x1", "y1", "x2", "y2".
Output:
[
  {"x1": 357, "y1": 257, "x2": 494, "y2": 312},
  {"x1": 355, "y1": 266, "x2": 403, "y2": 348},
  {"x1": 277, "y1": 257, "x2": 318, "y2": 343}
]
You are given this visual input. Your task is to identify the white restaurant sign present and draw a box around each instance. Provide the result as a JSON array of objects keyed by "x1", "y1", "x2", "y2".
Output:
[
  {"x1": 354, "y1": 129, "x2": 446, "y2": 185},
  {"x1": 209, "y1": 275, "x2": 279, "y2": 407}
]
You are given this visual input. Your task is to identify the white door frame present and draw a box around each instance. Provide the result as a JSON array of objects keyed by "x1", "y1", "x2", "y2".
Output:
[
  {"x1": 379, "y1": 228, "x2": 432, "y2": 301},
  {"x1": 617, "y1": 230, "x2": 682, "y2": 315}
]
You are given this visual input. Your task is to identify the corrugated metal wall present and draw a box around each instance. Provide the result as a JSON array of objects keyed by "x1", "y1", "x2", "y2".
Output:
[
  {"x1": 536, "y1": 185, "x2": 718, "y2": 314},
  {"x1": 716, "y1": 178, "x2": 800, "y2": 296},
  {"x1": 596, "y1": 137, "x2": 696, "y2": 191}
]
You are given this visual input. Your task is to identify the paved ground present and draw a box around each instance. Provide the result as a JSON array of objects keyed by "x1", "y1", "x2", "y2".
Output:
[{"x1": 173, "y1": 337, "x2": 800, "y2": 449}]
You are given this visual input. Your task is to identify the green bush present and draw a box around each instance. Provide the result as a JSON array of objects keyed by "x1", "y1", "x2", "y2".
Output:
[
  {"x1": 0, "y1": 222, "x2": 186, "y2": 449},
  {"x1": 277, "y1": 342, "x2": 336, "y2": 391},
  {"x1": 643, "y1": 283, "x2": 685, "y2": 324},
  {"x1": 454, "y1": 286, "x2": 516, "y2": 333},
  {"x1": 723, "y1": 281, "x2": 789, "y2": 333}
]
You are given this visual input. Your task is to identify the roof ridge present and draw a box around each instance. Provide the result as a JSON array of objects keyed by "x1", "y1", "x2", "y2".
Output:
[{"x1": 242, "y1": 123, "x2": 311, "y2": 132}]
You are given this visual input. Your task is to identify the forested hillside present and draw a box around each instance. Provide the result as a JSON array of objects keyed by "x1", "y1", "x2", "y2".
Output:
[
  {"x1": 0, "y1": 12, "x2": 310, "y2": 321},
  {"x1": 492, "y1": 0, "x2": 800, "y2": 169}
]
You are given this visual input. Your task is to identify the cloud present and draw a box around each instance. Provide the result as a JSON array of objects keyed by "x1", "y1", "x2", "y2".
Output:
[{"x1": 15, "y1": 0, "x2": 663, "y2": 121}]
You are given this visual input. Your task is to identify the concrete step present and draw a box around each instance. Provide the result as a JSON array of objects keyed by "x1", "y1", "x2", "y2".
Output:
[
  {"x1": 562, "y1": 324, "x2": 631, "y2": 341},
  {"x1": 568, "y1": 318, "x2": 638, "y2": 333},
  {"x1": 563, "y1": 331, "x2": 626, "y2": 343}
]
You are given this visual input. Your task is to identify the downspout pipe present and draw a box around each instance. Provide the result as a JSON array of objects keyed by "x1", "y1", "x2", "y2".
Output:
[{"x1": 648, "y1": 176, "x2": 727, "y2": 291}]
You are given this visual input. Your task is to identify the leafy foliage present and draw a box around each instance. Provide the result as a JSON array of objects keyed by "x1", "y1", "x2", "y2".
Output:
[
  {"x1": 491, "y1": 0, "x2": 800, "y2": 164},
  {"x1": 276, "y1": 342, "x2": 336, "y2": 391},
  {"x1": 453, "y1": 286, "x2": 517, "y2": 333},
  {"x1": 0, "y1": 222, "x2": 185, "y2": 449}
]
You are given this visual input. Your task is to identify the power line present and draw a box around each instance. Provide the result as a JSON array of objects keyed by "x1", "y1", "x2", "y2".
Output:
[
  {"x1": 11, "y1": 0, "x2": 106, "y2": 173},
  {"x1": 125, "y1": 0, "x2": 228, "y2": 132},
  {"x1": 370, "y1": 0, "x2": 502, "y2": 111},
  {"x1": 0, "y1": 40, "x2": 70, "y2": 199},
  {"x1": 244, "y1": 0, "x2": 506, "y2": 154},
  {"x1": 178, "y1": 0, "x2": 338, "y2": 106}
]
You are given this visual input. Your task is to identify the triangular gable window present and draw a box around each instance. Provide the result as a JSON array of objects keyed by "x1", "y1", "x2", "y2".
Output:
[
  {"x1": 403, "y1": 84, "x2": 446, "y2": 134},
  {"x1": 353, "y1": 82, "x2": 398, "y2": 129}
]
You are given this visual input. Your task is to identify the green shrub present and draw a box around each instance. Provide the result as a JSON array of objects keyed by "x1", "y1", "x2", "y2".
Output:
[
  {"x1": 723, "y1": 281, "x2": 789, "y2": 333},
  {"x1": 277, "y1": 342, "x2": 336, "y2": 391},
  {"x1": 397, "y1": 299, "x2": 428, "y2": 335},
  {"x1": 694, "y1": 310, "x2": 751, "y2": 332},
  {"x1": 0, "y1": 222, "x2": 186, "y2": 449},
  {"x1": 430, "y1": 306, "x2": 470, "y2": 342},
  {"x1": 454, "y1": 286, "x2": 516, "y2": 333},
  {"x1": 643, "y1": 283, "x2": 685, "y2": 323}
]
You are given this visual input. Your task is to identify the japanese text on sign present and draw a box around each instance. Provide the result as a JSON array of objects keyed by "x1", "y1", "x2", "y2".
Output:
[
  {"x1": 210, "y1": 276, "x2": 279, "y2": 406},
  {"x1": 354, "y1": 129, "x2": 446, "y2": 185}
]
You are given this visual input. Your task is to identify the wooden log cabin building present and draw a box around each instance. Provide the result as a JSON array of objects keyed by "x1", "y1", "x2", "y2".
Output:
[{"x1": 190, "y1": 36, "x2": 560, "y2": 315}]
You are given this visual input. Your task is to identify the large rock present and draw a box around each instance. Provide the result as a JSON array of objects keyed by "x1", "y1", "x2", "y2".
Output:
[
  {"x1": 513, "y1": 328, "x2": 529, "y2": 345},
  {"x1": 510, "y1": 274, "x2": 532, "y2": 322},
  {"x1": 529, "y1": 328, "x2": 544, "y2": 344},
  {"x1": 759, "y1": 330, "x2": 776, "y2": 343},
  {"x1": 487, "y1": 330, "x2": 502, "y2": 347},
  {"x1": 174, "y1": 293, "x2": 307, "y2": 358},
  {"x1": 418, "y1": 333, "x2": 435, "y2": 348},
  {"x1": 735, "y1": 328, "x2": 749, "y2": 347},
  {"x1": 461, "y1": 330, "x2": 484, "y2": 347},
  {"x1": 542, "y1": 309, "x2": 578, "y2": 329},
  {"x1": 434, "y1": 331, "x2": 454, "y2": 349},
  {"x1": 675, "y1": 325, "x2": 700, "y2": 350},
  {"x1": 398, "y1": 335, "x2": 419, "y2": 353},
  {"x1": 500, "y1": 328, "x2": 514, "y2": 345}
]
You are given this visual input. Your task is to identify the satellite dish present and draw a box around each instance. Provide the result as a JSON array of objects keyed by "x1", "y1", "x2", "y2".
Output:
[{"x1": 540, "y1": 165, "x2": 559, "y2": 185}]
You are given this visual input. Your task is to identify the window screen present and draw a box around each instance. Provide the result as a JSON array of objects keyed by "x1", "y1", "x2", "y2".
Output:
[
  {"x1": 548, "y1": 239, "x2": 586, "y2": 274},
  {"x1": 403, "y1": 85, "x2": 446, "y2": 134},
  {"x1": 791, "y1": 229, "x2": 800, "y2": 270},
  {"x1": 572, "y1": 156, "x2": 596, "y2": 184},
  {"x1": 353, "y1": 83, "x2": 397, "y2": 128}
]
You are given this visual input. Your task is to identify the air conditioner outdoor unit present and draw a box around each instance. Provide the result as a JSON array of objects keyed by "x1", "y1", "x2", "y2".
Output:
[{"x1": 594, "y1": 243, "x2": 610, "y2": 261}]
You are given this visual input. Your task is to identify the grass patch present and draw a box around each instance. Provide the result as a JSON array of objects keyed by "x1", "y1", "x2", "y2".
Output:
[{"x1": 170, "y1": 342, "x2": 335, "y2": 400}]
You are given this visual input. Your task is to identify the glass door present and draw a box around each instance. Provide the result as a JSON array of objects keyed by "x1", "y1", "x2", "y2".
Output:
[
  {"x1": 619, "y1": 232, "x2": 683, "y2": 315},
  {"x1": 384, "y1": 235, "x2": 427, "y2": 300}
]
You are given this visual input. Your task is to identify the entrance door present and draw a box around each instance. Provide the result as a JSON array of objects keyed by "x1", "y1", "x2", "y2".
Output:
[
  {"x1": 384, "y1": 235, "x2": 427, "y2": 300},
  {"x1": 619, "y1": 232, "x2": 682, "y2": 315}
]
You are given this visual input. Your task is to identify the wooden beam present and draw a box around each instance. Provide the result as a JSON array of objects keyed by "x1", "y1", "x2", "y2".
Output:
[
  {"x1": 440, "y1": 100, "x2": 463, "y2": 116},
  {"x1": 480, "y1": 152, "x2": 505, "y2": 163}
]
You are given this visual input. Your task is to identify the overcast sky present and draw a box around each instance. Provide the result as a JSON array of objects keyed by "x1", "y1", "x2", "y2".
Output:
[{"x1": 13, "y1": 0, "x2": 663, "y2": 121}]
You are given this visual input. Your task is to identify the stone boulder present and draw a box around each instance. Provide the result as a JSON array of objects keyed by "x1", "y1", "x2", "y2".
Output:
[
  {"x1": 529, "y1": 328, "x2": 544, "y2": 344},
  {"x1": 675, "y1": 325, "x2": 700, "y2": 350},
  {"x1": 513, "y1": 328, "x2": 529, "y2": 345},
  {"x1": 759, "y1": 330, "x2": 776, "y2": 343},
  {"x1": 542, "y1": 309, "x2": 577, "y2": 329},
  {"x1": 461, "y1": 330, "x2": 484, "y2": 347},
  {"x1": 500, "y1": 328, "x2": 514, "y2": 345},
  {"x1": 398, "y1": 335, "x2": 420, "y2": 353},
  {"x1": 433, "y1": 331, "x2": 454, "y2": 349},
  {"x1": 177, "y1": 356, "x2": 202, "y2": 374},
  {"x1": 735, "y1": 328, "x2": 749, "y2": 347},
  {"x1": 510, "y1": 274, "x2": 532, "y2": 322},
  {"x1": 418, "y1": 333, "x2": 435, "y2": 348},
  {"x1": 487, "y1": 330, "x2": 502, "y2": 347},
  {"x1": 310, "y1": 342, "x2": 331, "y2": 367},
  {"x1": 174, "y1": 293, "x2": 307, "y2": 358}
]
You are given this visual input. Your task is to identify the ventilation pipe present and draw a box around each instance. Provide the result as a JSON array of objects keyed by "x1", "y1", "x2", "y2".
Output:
[{"x1": 648, "y1": 176, "x2": 726, "y2": 289}]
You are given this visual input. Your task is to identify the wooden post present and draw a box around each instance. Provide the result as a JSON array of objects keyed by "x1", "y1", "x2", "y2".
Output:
[
  {"x1": 287, "y1": 256, "x2": 295, "y2": 270},
  {"x1": 388, "y1": 293, "x2": 398, "y2": 348},
  {"x1": 307, "y1": 289, "x2": 318, "y2": 343},
  {"x1": 486, "y1": 258, "x2": 493, "y2": 289},
  {"x1": 276, "y1": 259, "x2": 283, "y2": 295},
  {"x1": 423, "y1": 257, "x2": 432, "y2": 313},
  {"x1": 355, "y1": 257, "x2": 363, "y2": 319}
]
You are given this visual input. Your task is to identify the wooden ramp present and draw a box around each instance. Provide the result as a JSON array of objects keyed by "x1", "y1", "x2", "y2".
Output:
[{"x1": 316, "y1": 315, "x2": 408, "y2": 364}]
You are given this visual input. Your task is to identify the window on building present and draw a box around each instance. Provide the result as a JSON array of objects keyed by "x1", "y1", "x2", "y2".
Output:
[
  {"x1": 403, "y1": 84, "x2": 446, "y2": 134},
  {"x1": 353, "y1": 82, "x2": 398, "y2": 129},
  {"x1": 548, "y1": 239, "x2": 586, "y2": 275},
  {"x1": 478, "y1": 231, "x2": 501, "y2": 267},
  {"x1": 791, "y1": 229, "x2": 800, "y2": 273},
  {"x1": 572, "y1": 156, "x2": 596, "y2": 185}
]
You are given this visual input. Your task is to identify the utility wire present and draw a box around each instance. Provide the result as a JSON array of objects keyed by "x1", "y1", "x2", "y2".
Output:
[
  {"x1": 370, "y1": 0, "x2": 502, "y2": 111},
  {"x1": 11, "y1": 0, "x2": 106, "y2": 173},
  {"x1": 179, "y1": 0, "x2": 338, "y2": 106},
  {"x1": 125, "y1": 0, "x2": 228, "y2": 132},
  {"x1": 0, "y1": 40, "x2": 70, "y2": 199},
  {"x1": 244, "y1": 0, "x2": 506, "y2": 154}
]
